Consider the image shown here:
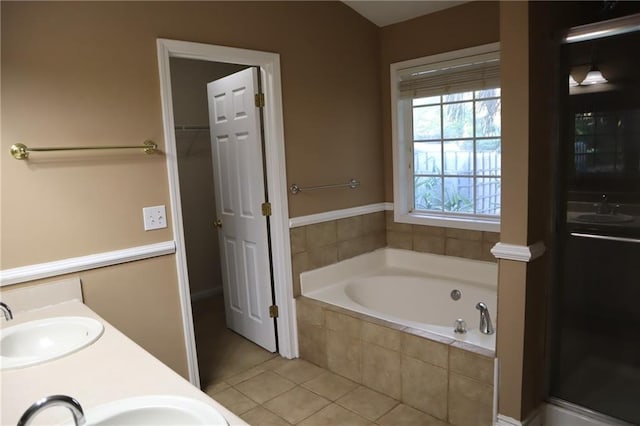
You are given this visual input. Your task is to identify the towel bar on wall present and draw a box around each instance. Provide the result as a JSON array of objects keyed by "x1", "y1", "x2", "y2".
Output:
[
  {"x1": 10, "y1": 140, "x2": 158, "y2": 160},
  {"x1": 289, "y1": 178, "x2": 360, "y2": 195}
]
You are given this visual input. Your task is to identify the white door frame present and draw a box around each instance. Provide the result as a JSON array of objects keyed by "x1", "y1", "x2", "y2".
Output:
[{"x1": 156, "y1": 39, "x2": 297, "y2": 386}]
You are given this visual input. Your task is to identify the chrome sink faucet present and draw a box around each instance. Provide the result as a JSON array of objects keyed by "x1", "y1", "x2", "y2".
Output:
[
  {"x1": 18, "y1": 395, "x2": 86, "y2": 426},
  {"x1": 596, "y1": 194, "x2": 612, "y2": 214},
  {"x1": 476, "y1": 302, "x2": 495, "y2": 335},
  {"x1": 0, "y1": 302, "x2": 12, "y2": 321}
]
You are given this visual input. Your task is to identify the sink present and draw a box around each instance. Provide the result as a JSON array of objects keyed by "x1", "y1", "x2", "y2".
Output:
[
  {"x1": 574, "y1": 213, "x2": 634, "y2": 224},
  {"x1": 0, "y1": 316, "x2": 103, "y2": 369},
  {"x1": 68, "y1": 395, "x2": 228, "y2": 425}
]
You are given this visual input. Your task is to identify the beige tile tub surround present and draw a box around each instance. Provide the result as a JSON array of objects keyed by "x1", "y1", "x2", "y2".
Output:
[
  {"x1": 296, "y1": 296, "x2": 495, "y2": 426},
  {"x1": 385, "y1": 211, "x2": 500, "y2": 262},
  {"x1": 290, "y1": 210, "x2": 498, "y2": 296},
  {"x1": 290, "y1": 211, "x2": 386, "y2": 296}
]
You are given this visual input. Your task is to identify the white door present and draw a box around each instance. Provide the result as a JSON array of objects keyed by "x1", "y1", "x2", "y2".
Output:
[{"x1": 207, "y1": 67, "x2": 276, "y2": 352}]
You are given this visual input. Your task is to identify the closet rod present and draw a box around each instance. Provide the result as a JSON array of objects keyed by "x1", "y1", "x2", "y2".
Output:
[{"x1": 10, "y1": 140, "x2": 158, "y2": 160}]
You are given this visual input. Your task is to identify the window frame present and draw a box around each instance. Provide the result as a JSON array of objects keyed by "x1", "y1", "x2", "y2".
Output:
[{"x1": 391, "y1": 43, "x2": 501, "y2": 232}]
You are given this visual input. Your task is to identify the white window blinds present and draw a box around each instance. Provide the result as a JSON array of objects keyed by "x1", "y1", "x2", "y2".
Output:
[{"x1": 398, "y1": 51, "x2": 500, "y2": 99}]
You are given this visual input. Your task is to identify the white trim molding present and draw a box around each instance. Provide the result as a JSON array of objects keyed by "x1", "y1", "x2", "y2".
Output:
[
  {"x1": 0, "y1": 241, "x2": 176, "y2": 287},
  {"x1": 190, "y1": 287, "x2": 223, "y2": 303},
  {"x1": 157, "y1": 39, "x2": 295, "y2": 387},
  {"x1": 496, "y1": 409, "x2": 542, "y2": 426},
  {"x1": 391, "y1": 43, "x2": 502, "y2": 234},
  {"x1": 490, "y1": 241, "x2": 546, "y2": 262},
  {"x1": 289, "y1": 203, "x2": 389, "y2": 228}
]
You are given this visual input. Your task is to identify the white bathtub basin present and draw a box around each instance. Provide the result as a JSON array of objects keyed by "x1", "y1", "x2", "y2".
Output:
[
  {"x1": 301, "y1": 248, "x2": 498, "y2": 350},
  {"x1": 0, "y1": 316, "x2": 104, "y2": 369},
  {"x1": 74, "y1": 395, "x2": 228, "y2": 425}
]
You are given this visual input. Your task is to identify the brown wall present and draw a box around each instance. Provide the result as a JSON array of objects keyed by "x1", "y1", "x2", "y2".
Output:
[
  {"x1": 496, "y1": 1, "x2": 560, "y2": 420},
  {"x1": 0, "y1": 256, "x2": 189, "y2": 377},
  {"x1": 1, "y1": 2, "x2": 566, "y2": 414},
  {"x1": 1, "y1": 1, "x2": 383, "y2": 266},
  {"x1": 379, "y1": 1, "x2": 501, "y2": 202},
  {"x1": 496, "y1": 2, "x2": 531, "y2": 419},
  {"x1": 1, "y1": 1, "x2": 383, "y2": 376}
]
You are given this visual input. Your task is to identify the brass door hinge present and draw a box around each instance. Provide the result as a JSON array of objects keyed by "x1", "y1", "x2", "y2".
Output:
[
  {"x1": 255, "y1": 93, "x2": 265, "y2": 108},
  {"x1": 269, "y1": 305, "x2": 279, "y2": 318},
  {"x1": 261, "y1": 202, "x2": 272, "y2": 216}
]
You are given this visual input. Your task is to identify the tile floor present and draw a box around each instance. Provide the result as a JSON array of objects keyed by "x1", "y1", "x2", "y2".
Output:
[{"x1": 192, "y1": 296, "x2": 448, "y2": 425}]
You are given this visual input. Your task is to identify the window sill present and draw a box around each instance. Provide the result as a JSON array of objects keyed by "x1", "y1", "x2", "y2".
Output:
[{"x1": 394, "y1": 211, "x2": 500, "y2": 233}]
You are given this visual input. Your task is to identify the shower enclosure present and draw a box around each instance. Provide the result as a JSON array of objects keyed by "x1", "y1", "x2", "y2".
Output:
[{"x1": 549, "y1": 12, "x2": 640, "y2": 425}]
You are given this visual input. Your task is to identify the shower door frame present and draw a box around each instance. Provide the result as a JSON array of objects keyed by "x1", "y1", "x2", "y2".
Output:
[{"x1": 547, "y1": 13, "x2": 640, "y2": 426}]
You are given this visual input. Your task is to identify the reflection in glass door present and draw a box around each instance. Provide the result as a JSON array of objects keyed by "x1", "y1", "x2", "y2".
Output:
[{"x1": 550, "y1": 14, "x2": 640, "y2": 426}]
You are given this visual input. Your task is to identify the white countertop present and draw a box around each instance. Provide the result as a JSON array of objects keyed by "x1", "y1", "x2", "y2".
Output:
[{"x1": 0, "y1": 300, "x2": 248, "y2": 425}]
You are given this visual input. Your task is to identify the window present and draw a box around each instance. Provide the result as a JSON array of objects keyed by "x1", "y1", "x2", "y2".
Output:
[{"x1": 391, "y1": 43, "x2": 501, "y2": 232}]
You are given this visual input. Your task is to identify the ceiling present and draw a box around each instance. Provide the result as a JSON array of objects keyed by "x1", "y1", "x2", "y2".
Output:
[{"x1": 342, "y1": 1, "x2": 468, "y2": 27}]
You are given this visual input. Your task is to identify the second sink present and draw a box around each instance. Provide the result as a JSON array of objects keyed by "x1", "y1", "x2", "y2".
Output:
[
  {"x1": 1, "y1": 316, "x2": 104, "y2": 370},
  {"x1": 66, "y1": 395, "x2": 228, "y2": 425}
]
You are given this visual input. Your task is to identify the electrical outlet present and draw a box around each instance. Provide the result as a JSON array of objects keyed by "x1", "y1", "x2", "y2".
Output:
[{"x1": 143, "y1": 205, "x2": 167, "y2": 231}]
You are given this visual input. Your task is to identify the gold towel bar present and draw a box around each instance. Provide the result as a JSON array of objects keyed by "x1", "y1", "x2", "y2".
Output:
[
  {"x1": 289, "y1": 178, "x2": 360, "y2": 195},
  {"x1": 10, "y1": 140, "x2": 158, "y2": 160}
]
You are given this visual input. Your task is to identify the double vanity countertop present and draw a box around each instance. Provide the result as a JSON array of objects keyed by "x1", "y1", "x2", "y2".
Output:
[{"x1": 1, "y1": 300, "x2": 248, "y2": 425}]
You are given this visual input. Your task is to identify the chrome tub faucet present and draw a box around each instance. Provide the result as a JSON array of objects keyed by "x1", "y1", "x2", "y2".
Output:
[
  {"x1": 476, "y1": 302, "x2": 495, "y2": 335},
  {"x1": 18, "y1": 395, "x2": 86, "y2": 426},
  {"x1": 0, "y1": 302, "x2": 12, "y2": 321}
]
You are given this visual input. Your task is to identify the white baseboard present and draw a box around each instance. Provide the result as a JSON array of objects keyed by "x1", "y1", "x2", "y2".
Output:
[
  {"x1": 496, "y1": 408, "x2": 542, "y2": 426},
  {"x1": 544, "y1": 401, "x2": 631, "y2": 426},
  {"x1": 190, "y1": 286, "x2": 223, "y2": 302},
  {"x1": 0, "y1": 241, "x2": 176, "y2": 286}
]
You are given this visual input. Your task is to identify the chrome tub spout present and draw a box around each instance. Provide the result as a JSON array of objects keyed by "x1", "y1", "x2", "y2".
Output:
[{"x1": 476, "y1": 302, "x2": 495, "y2": 335}]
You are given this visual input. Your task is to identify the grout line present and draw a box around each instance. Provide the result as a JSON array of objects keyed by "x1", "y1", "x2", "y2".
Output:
[
  {"x1": 373, "y1": 400, "x2": 401, "y2": 422},
  {"x1": 290, "y1": 394, "x2": 333, "y2": 425}
]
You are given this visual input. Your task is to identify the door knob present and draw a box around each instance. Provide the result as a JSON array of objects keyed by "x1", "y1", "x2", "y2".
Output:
[{"x1": 214, "y1": 219, "x2": 223, "y2": 228}]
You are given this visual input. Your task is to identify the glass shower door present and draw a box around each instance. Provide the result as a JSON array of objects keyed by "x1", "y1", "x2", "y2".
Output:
[{"x1": 550, "y1": 16, "x2": 640, "y2": 426}]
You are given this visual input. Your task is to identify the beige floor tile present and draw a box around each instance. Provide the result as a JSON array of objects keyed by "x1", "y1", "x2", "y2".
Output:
[
  {"x1": 264, "y1": 387, "x2": 331, "y2": 424},
  {"x1": 261, "y1": 356, "x2": 292, "y2": 371},
  {"x1": 226, "y1": 365, "x2": 267, "y2": 386},
  {"x1": 273, "y1": 359, "x2": 325, "y2": 384},
  {"x1": 240, "y1": 406, "x2": 292, "y2": 426},
  {"x1": 297, "y1": 403, "x2": 374, "y2": 426},
  {"x1": 211, "y1": 387, "x2": 257, "y2": 415},
  {"x1": 204, "y1": 380, "x2": 231, "y2": 395},
  {"x1": 218, "y1": 338, "x2": 277, "y2": 377},
  {"x1": 235, "y1": 371, "x2": 296, "y2": 404},
  {"x1": 193, "y1": 296, "x2": 278, "y2": 388},
  {"x1": 336, "y1": 386, "x2": 398, "y2": 421},
  {"x1": 301, "y1": 372, "x2": 359, "y2": 401},
  {"x1": 377, "y1": 404, "x2": 448, "y2": 426}
]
